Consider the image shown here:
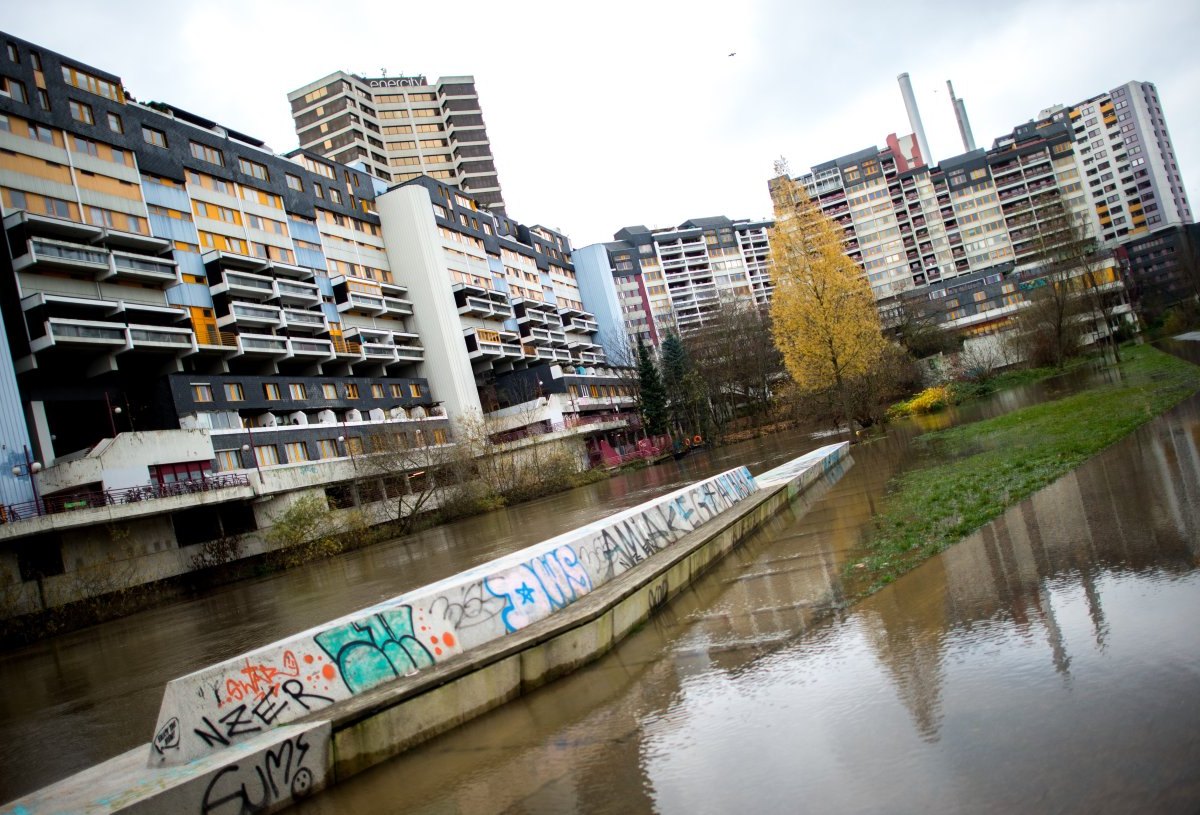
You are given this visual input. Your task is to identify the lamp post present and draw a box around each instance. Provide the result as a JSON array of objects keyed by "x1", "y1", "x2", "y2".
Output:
[
  {"x1": 241, "y1": 420, "x2": 263, "y2": 480},
  {"x1": 11, "y1": 445, "x2": 42, "y2": 516}
]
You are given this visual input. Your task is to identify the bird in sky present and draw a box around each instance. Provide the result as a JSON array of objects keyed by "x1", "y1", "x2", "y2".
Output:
[{"x1": 729, "y1": 52, "x2": 737, "y2": 57}]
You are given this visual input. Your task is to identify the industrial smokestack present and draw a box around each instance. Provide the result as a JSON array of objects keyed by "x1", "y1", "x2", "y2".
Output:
[
  {"x1": 947, "y1": 80, "x2": 977, "y2": 152},
  {"x1": 897, "y1": 72, "x2": 932, "y2": 166}
]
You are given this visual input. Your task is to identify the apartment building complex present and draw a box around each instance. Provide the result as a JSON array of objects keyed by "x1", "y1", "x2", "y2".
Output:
[
  {"x1": 573, "y1": 216, "x2": 773, "y2": 352},
  {"x1": 288, "y1": 71, "x2": 505, "y2": 213},
  {"x1": 0, "y1": 33, "x2": 627, "y2": 545}
]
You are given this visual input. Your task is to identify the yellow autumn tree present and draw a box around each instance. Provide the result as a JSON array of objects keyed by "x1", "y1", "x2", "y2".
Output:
[{"x1": 768, "y1": 174, "x2": 888, "y2": 430}]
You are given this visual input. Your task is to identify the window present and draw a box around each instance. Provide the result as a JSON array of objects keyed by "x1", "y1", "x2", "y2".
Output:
[
  {"x1": 223, "y1": 383, "x2": 244, "y2": 401},
  {"x1": 36, "y1": 89, "x2": 49, "y2": 111},
  {"x1": 344, "y1": 383, "x2": 359, "y2": 398},
  {"x1": 390, "y1": 384, "x2": 404, "y2": 398},
  {"x1": 317, "y1": 438, "x2": 339, "y2": 459},
  {"x1": 346, "y1": 437, "x2": 364, "y2": 456},
  {"x1": 6, "y1": 42, "x2": 16, "y2": 62},
  {"x1": 142, "y1": 126, "x2": 167, "y2": 148},
  {"x1": 285, "y1": 173, "x2": 302, "y2": 191},
  {"x1": 215, "y1": 450, "x2": 240, "y2": 472},
  {"x1": 432, "y1": 428, "x2": 448, "y2": 445},
  {"x1": 285, "y1": 442, "x2": 309, "y2": 463},
  {"x1": 329, "y1": 188, "x2": 342, "y2": 205},
  {"x1": 190, "y1": 141, "x2": 224, "y2": 166},
  {"x1": 106, "y1": 112, "x2": 123, "y2": 133},
  {"x1": 263, "y1": 382, "x2": 281, "y2": 400},
  {"x1": 0, "y1": 77, "x2": 26, "y2": 103},
  {"x1": 370, "y1": 384, "x2": 384, "y2": 398},
  {"x1": 321, "y1": 383, "x2": 337, "y2": 399},
  {"x1": 254, "y1": 445, "x2": 280, "y2": 467},
  {"x1": 69, "y1": 99, "x2": 93, "y2": 125},
  {"x1": 238, "y1": 157, "x2": 269, "y2": 181},
  {"x1": 409, "y1": 383, "x2": 422, "y2": 398},
  {"x1": 289, "y1": 383, "x2": 307, "y2": 399},
  {"x1": 60, "y1": 65, "x2": 123, "y2": 101},
  {"x1": 192, "y1": 383, "x2": 213, "y2": 402}
]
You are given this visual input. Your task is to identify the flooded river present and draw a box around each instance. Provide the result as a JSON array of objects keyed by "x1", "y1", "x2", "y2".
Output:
[{"x1": 2, "y1": 350, "x2": 1200, "y2": 811}]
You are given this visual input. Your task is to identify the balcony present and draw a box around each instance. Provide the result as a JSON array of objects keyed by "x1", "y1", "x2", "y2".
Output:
[
  {"x1": 383, "y1": 296, "x2": 413, "y2": 317},
  {"x1": 566, "y1": 315, "x2": 599, "y2": 334},
  {"x1": 464, "y1": 327, "x2": 522, "y2": 360},
  {"x1": 217, "y1": 301, "x2": 283, "y2": 330},
  {"x1": 337, "y1": 290, "x2": 386, "y2": 316},
  {"x1": 235, "y1": 333, "x2": 289, "y2": 357},
  {"x1": 126, "y1": 324, "x2": 195, "y2": 352},
  {"x1": 391, "y1": 333, "x2": 425, "y2": 364},
  {"x1": 106, "y1": 250, "x2": 178, "y2": 285},
  {"x1": 535, "y1": 346, "x2": 573, "y2": 363},
  {"x1": 286, "y1": 337, "x2": 334, "y2": 359},
  {"x1": 454, "y1": 283, "x2": 512, "y2": 319},
  {"x1": 201, "y1": 249, "x2": 270, "y2": 273},
  {"x1": 361, "y1": 341, "x2": 399, "y2": 362},
  {"x1": 280, "y1": 308, "x2": 328, "y2": 332},
  {"x1": 30, "y1": 317, "x2": 127, "y2": 353},
  {"x1": 12, "y1": 237, "x2": 110, "y2": 275},
  {"x1": 211, "y1": 269, "x2": 276, "y2": 301},
  {"x1": 263, "y1": 258, "x2": 314, "y2": 280},
  {"x1": 273, "y1": 278, "x2": 321, "y2": 307}
]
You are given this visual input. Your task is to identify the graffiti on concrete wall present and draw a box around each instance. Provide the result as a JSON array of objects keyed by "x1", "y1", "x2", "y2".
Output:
[
  {"x1": 197, "y1": 725, "x2": 327, "y2": 815},
  {"x1": 151, "y1": 465, "x2": 759, "y2": 766}
]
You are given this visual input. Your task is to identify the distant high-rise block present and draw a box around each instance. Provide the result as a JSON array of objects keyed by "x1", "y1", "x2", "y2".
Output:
[{"x1": 288, "y1": 72, "x2": 506, "y2": 214}]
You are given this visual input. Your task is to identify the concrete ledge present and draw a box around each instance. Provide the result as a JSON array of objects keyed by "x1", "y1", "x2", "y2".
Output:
[{"x1": 3, "y1": 721, "x2": 331, "y2": 815}]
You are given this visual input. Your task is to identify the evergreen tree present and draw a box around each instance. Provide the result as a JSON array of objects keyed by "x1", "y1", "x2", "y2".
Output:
[
  {"x1": 660, "y1": 331, "x2": 690, "y2": 432},
  {"x1": 636, "y1": 337, "x2": 669, "y2": 435}
]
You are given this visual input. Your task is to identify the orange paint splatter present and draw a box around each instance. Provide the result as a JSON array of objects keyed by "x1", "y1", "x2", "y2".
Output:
[
  {"x1": 430, "y1": 635, "x2": 439, "y2": 644},
  {"x1": 435, "y1": 647, "x2": 443, "y2": 656},
  {"x1": 420, "y1": 626, "x2": 427, "y2": 631},
  {"x1": 322, "y1": 664, "x2": 336, "y2": 680},
  {"x1": 442, "y1": 632, "x2": 456, "y2": 647},
  {"x1": 304, "y1": 654, "x2": 314, "y2": 664}
]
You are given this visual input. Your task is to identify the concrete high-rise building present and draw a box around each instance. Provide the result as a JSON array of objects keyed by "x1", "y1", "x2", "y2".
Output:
[
  {"x1": 1038, "y1": 80, "x2": 1191, "y2": 243},
  {"x1": 574, "y1": 216, "x2": 772, "y2": 353},
  {"x1": 287, "y1": 72, "x2": 506, "y2": 213}
]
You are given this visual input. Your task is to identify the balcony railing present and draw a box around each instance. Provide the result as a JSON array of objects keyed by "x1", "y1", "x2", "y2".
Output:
[{"x1": 0, "y1": 473, "x2": 251, "y2": 525}]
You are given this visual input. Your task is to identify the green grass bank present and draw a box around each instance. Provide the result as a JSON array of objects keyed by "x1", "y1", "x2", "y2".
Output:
[{"x1": 852, "y1": 343, "x2": 1200, "y2": 595}]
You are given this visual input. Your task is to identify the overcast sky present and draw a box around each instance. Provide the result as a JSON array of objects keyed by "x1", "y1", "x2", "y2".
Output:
[{"x1": 7, "y1": 0, "x2": 1199, "y2": 247}]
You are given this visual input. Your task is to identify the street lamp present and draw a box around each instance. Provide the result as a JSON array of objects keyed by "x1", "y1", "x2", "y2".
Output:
[{"x1": 11, "y1": 445, "x2": 42, "y2": 515}]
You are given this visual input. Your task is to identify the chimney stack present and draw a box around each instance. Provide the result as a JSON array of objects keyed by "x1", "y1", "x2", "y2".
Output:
[
  {"x1": 897, "y1": 73, "x2": 932, "y2": 166},
  {"x1": 947, "y1": 80, "x2": 977, "y2": 152}
]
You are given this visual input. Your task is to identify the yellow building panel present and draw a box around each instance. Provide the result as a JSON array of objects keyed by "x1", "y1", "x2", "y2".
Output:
[
  {"x1": 76, "y1": 170, "x2": 142, "y2": 200},
  {"x1": 0, "y1": 151, "x2": 72, "y2": 184}
]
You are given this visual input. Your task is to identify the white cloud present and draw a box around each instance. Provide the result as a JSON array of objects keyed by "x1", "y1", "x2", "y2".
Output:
[{"x1": 6, "y1": 0, "x2": 1198, "y2": 247}]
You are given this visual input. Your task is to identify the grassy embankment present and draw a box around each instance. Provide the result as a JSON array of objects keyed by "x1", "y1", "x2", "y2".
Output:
[{"x1": 851, "y1": 344, "x2": 1200, "y2": 595}]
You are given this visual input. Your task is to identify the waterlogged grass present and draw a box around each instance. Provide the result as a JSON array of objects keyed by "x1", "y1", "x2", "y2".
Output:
[{"x1": 852, "y1": 344, "x2": 1200, "y2": 595}]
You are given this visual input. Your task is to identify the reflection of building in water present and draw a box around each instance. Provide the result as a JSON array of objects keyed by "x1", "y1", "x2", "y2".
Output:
[{"x1": 863, "y1": 396, "x2": 1200, "y2": 736}]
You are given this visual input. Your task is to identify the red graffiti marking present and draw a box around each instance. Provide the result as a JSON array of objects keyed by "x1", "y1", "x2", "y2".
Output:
[{"x1": 221, "y1": 650, "x2": 302, "y2": 707}]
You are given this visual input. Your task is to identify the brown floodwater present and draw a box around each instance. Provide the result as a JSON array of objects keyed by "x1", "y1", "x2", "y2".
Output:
[{"x1": 3, "y1": 350, "x2": 1199, "y2": 811}]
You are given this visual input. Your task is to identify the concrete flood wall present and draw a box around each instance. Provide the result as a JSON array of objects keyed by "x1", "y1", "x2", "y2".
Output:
[{"x1": 3, "y1": 442, "x2": 849, "y2": 815}]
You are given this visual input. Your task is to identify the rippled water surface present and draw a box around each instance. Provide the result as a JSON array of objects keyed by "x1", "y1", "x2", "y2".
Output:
[{"x1": 3, "y1": 349, "x2": 1200, "y2": 811}]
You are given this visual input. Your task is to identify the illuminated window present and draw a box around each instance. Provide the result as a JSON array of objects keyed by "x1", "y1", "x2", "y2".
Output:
[
  {"x1": 289, "y1": 383, "x2": 307, "y2": 399},
  {"x1": 263, "y1": 382, "x2": 281, "y2": 400},
  {"x1": 409, "y1": 383, "x2": 422, "y2": 398},
  {"x1": 344, "y1": 383, "x2": 359, "y2": 399},
  {"x1": 224, "y1": 383, "x2": 244, "y2": 401},
  {"x1": 390, "y1": 384, "x2": 403, "y2": 398},
  {"x1": 192, "y1": 383, "x2": 213, "y2": 402},
  {"x1": 317, "y1": 438, "x2": 338, "y2": 459},
  {"x1": 321, "y1": 383, "x2": 337, "y2": 399},
  {"x1": 254, "y1": 445, "x2": 280, "y2": 467},
  {"x1": 214, "y1": 450, "x2": 240, "y2": 471},
  {"x1": 285, "y1": 442, "x2": 309, "y2": 463},
  {"x1": 370, "y1": 384, "x2": 384, "y2": 398}
]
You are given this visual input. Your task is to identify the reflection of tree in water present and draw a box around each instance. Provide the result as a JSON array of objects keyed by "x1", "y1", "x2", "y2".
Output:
[{"x1": 860, "y1": 560, "x2": 950, "y2": 743}]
